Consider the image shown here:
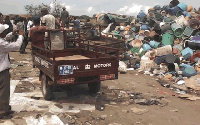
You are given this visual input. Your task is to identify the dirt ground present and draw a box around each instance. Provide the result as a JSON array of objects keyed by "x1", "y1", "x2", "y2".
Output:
[{"x1": 1, "y1": 43, "x2": 200, "y2": 125}]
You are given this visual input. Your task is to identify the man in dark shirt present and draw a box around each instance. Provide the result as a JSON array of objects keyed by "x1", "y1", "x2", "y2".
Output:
[
  {"x1": 20, "y1": 17, "x2": 28, "y2": 54},
  {"x1": 28, "y1": 16, "x2": 48, "y2": 48},
  {"x1": 60, "y1": 7, "x2": 69, "y2": 29},
  {"x1": 84, "y1": 19, "x2": 92, "y2": 27},
  {"x1": 72, "y1": 17, "x2": 80, "y2": 31}
]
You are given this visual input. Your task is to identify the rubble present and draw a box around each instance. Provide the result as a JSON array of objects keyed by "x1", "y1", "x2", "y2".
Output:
[
  {"x1": 100, "y1": 1, "x2": 200, "y2": 99},
  {"x1": 10, "y1": 80, "x2": 96, "y2": 114},
  {"x1": 49, "y1": 103, "x2": 96, "y2": 113},
  {"x1": 3, "y1": 1, "x2": 200, "y2": 124}
]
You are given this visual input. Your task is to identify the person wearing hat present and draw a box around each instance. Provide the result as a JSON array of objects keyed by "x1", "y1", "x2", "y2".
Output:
[
  {"x1": 60, "y1": 6, "x2": 69, "y2": 29},
  {"x1": 0, "y1": 24, "x2": 23, "y2": 119}
]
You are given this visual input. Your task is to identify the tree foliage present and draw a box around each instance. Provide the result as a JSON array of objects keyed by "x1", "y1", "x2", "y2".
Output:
[
  {"x1": 24, "y1": 4, "x2": 48, "y2": 16},
  {"x1": 24, "y1": 2, "x2": 63, "y2": 16}
]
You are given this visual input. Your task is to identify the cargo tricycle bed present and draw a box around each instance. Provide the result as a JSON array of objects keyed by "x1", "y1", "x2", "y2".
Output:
[{"x1": 31, "y1": 30, "x2": 119, "y2": 100}]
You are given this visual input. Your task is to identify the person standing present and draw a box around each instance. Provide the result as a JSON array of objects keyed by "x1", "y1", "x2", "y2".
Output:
[
  {"x1": 41, "y1": 7, "x2": 55, "y2": 30},
  {"x1": 41, "y1": 7, "x2": 55, "y2": 49},
  {"x1": 16, "y1": 17, "x2": 24, "y2": 33},
  {"x1": 109, "y1": 18, "x2": 116, "y2": 32},
  {"x1": 15, "y1": 17, "x2": 27, "y2": 54},
  {"x1": 72, "y1": 17, "x2": 80, "y2": 31},
  {"x1": 20, "y1": 17, "x2": 28, "y2": 54},
  {"x1": 55, "y1": 15, "x2": 61, "y2": 29},
  {"x1": 60, "y1": 6, "x2": 69, "y2": 29},
  {"x1": 0, "y1": 24, "x2": 23, "y2": 119},
  {"x1": 10, "y1": 16, "x2": 17, "y2": 31},
  {"x1": 28, "y1": 16, "x2": 48, "y2": 48},
  {"x1": 4, "y1": 16, "x2": 13, "y2": 33},
  {"x1": 84, "y1": 19, "x2": 92, "y2": 27},
  {"x1": 27, "y1": 17, "x2": 33, "y2": 34}
]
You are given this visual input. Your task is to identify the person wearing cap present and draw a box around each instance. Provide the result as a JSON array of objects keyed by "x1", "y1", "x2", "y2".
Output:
[
  {"x1": 0, "y1": 24, "x2": 23, "y2": 119},
  {"x1": 60, "y1": 6, "x2": 69, "y2": 29}
]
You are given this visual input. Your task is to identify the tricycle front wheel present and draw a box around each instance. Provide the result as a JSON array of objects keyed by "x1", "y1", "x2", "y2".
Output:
[{"x1": 41, "y1": 74, "x2": 54, "y2": 100}]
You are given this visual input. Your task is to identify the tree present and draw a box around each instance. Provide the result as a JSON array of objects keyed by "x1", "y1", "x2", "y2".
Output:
[
  {"x1": 24, "y1": 2, "x2": 63, "y2": 16},
  {"x1": 24, "y1": 3, "x2": 49, "y2": 16}
]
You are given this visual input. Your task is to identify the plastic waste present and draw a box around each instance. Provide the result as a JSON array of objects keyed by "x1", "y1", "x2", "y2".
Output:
[
  {"x1": 181, "y1": 47, "x2": 193, "y2": 59},
  {"x1": 119, "y1": 61, "x2": 127, "y2": 73}
]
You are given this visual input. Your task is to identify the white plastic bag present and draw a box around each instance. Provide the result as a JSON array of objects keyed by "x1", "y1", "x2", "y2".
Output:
[
  {"x1": 101, "y1": 23, "x2": 113, "y2": 35},
  {"x1": 118, "y1": 61, "x2": 127, "y2": 73}
]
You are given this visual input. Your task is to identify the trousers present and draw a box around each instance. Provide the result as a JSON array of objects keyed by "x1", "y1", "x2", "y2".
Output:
[
  {"x1": 0, "y1": 69, "x2": 10, "y2": 114},
  {"x1": 20, "y1": 32, "x2": 28, "y2": 53}
]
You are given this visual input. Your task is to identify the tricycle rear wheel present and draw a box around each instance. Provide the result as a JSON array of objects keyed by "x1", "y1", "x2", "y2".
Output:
[
  {"x1": 88, "y1": 81, "x2": 101, "y2": 93},
  {"x1": 41, "y1": 74, "x2": 54, "y2": 100}
]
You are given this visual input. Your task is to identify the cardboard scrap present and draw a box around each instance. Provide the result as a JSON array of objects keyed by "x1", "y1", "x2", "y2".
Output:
[
  {"x1": 185, "y1": 75, "x2": 200, "y2": 91},
  {"x1": 178, "y1": 94, "x2": 191, "y2": 98},
  {"x1": 131, "y1": 107, "x2": 148, "y2": 115},
  {"x1": 178, "y1": 94, "x2": 200, "y2": 101},
  {"x1": 187, "y1": 96, "x2": 200, "y2": 101}
]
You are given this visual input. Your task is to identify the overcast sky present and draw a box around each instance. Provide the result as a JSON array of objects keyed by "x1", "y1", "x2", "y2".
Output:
[{"x1": 0, "y1": 0, "x2": 199, "y2": 16}]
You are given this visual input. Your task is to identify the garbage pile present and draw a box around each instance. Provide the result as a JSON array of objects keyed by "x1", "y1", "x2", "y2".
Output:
[{"x1": 111, "y1": 1, "x2": 200, "y2": 92}]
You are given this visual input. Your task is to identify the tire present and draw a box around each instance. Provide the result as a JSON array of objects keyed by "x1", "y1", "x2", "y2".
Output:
[
  {"x1": 88, "y1": 82, "x2": 101, "y2": 93},
  {"x1": 41, "y1": 74, "x2": 54, "y2": 100}
]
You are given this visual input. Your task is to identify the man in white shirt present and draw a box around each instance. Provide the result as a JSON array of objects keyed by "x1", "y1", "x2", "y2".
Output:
[
  {"x1": 41, "y1": 7, "x2": 55, "y2": 30},
  {"x1": 40, "y1": 7, "x2": 55, "y2": 49},
  {"x1": 27, "y1": 17, "x2": 33, "y2": 32},
  {"x1": 0, "y1": 24, "x2": 23, "y2": 119}
]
